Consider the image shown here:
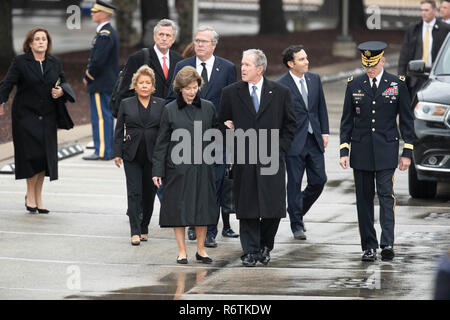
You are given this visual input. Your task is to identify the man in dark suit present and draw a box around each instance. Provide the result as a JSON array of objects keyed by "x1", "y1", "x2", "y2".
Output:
[
  {"x1": 167, "y1": 26, "x2": 238, "y2": 247},
  {"x1": 398, "y1": 0, "x2": 450, "y2": 98},
  {"x1": 441, "y1": 0, "x2": 450, "y2": 23},
  {"x1": 219, "y1": 49, "x2": 296, "y2": 267},
  {"x1": 118, "y1": 19, "x2": 182, "y2": 101},
  {"x1": 340, "y1": 42, "x2": 415, "y2": 262},
  {"x1": 82, "y1": 0, "x2": 119, "y2": 161},
  {"x1": 276, "y1": 45, "x2": 329, "y2": 241}
]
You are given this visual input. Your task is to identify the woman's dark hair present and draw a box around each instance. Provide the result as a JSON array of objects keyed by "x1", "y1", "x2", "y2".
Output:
[
  {"x1": 173, "y1": 66, "x2": 203, "y2": 93},
  {"x1": 23, "y1": 27, "x2": 52, "y2": 54}
]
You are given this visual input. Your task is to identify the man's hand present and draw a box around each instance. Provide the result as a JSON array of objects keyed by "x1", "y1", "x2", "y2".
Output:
[
  {"x1": 83, "y1": 78, "x2": 88, "y2": 87},
  {"x1": 399, "y1": 157, "x2": 411, "y2": 171},
  {"x1": 0, "y1": 104, "x2": 4, "y2": 116},
  {"x1": 339, "y1": 156, "x2": 350, "y2": 169},
  {"x1": 322, "y1": 135, "x2": 329, "y2": 148}
]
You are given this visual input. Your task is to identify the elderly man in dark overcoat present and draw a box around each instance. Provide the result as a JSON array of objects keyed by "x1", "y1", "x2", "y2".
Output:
[{"x1": 219, "y1": 49, "x2": 296, "y2": 267}]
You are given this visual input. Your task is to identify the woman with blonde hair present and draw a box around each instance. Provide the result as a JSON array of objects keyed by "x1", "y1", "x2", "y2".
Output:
[{"x1": 114, "y1": 65, "x2": 165, "y2": 245}]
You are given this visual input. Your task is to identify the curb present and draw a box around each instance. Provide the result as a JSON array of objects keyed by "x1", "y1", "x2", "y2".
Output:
[{"x1": 0, "y1": 144, "x2": 84, "y2": 175}]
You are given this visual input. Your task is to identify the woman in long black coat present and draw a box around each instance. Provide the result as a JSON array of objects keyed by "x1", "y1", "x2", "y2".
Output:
[
  {"x1": 152, "y1": 66, "x2": 218, "y2": 264},
  {"x1": 0, "y1": 27, "x2": 70, "y2": 214}
]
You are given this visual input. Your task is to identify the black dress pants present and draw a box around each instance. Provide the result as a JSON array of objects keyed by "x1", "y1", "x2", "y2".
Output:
[
  {"x1": 239, "y1": 218, "x2": 281, "y2": 255},
  {"x1": 353, "y1": 169, "x2": 396, "y2": 251},
  {"x1": 124, "y1": 156, "x2": 157, "y2": 236}
]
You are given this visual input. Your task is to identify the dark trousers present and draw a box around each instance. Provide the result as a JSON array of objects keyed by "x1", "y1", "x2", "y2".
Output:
[
  {"x1": 286, "y1": 133, "x2": 327, "y2": 233},
  {"x1": 353, "y1": 169, "x2": 396, "y2": 251},
  {"x1": 89, "y1": 92, "x2": 114, "y2": 158},
  {"x1": 239, "y1": 218, "x2": 281, "y2": 255},
  {"x1": 123, "y1": 158, "x2": 157, "y2": 236},
  {"x1": 206, "y1": 163, "x2": 228, "y2": 238}
]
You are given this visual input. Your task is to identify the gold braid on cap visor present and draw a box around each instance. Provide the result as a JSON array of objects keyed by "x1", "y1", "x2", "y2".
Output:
[
  {"x1": 91, "y1": 4, "x2": 114, "y2": 14},
  {"x1": 361, "y1": 51, "x2": 384, "y2": 67}
]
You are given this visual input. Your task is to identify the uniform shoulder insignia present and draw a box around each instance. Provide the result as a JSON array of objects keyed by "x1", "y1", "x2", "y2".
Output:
[
  {"x1": 99, "y1": 30, "x2": 111, "y2": 35},
  {"x1": 399, "y1": 75, "x2": 405, "y2": 82},
  {"x1": 347, "y1": 76, "x2": 353, "y2": 82}
]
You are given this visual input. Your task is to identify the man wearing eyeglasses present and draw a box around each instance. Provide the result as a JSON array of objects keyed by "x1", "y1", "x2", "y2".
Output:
[{"x1": 166, "y1": 26, "x2": 238, "y2": 248}]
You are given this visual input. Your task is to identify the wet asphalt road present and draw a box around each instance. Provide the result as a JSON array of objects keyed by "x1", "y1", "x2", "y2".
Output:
[{"x1": 0, "y1": 73, "x2": 450, "y2": 301}]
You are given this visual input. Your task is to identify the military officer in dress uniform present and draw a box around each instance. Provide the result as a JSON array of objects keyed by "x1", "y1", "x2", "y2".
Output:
[
  {"x1": 339, "y1": 41, "x2": 415, "y2": 262},
  {"x1": 82, "y1": 0, "x2": 119, "y2": 160}
]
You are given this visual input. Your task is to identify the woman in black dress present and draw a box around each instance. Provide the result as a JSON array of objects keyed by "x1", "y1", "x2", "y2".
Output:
[
  {"x1": 0, "y1": 27, "x2": 70, "y2": 214},
  {"x1": 114, "y1": 65, "x2": 165, "y2": 246},
  {"x1": 152, "y1": 66, "x2": 218, "y2": 264}
]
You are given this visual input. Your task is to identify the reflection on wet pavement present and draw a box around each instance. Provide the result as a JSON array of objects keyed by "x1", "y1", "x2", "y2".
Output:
[{"x1": 65, "y1": 268, "x2": 212, "y2": 300}]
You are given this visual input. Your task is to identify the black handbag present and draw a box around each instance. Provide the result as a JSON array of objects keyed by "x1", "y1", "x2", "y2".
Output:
[
  {"x1": 220, "y1": 164, "x2": 236, "y2": 214},
  {"x1": 56, "y1": 82, "x2": 75, "y2": 130}
]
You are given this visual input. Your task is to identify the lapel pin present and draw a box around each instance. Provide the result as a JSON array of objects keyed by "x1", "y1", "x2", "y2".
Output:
[
  {"x1": 216, "y1": 68, "x2": 220, "y2": 72},
  {"x1": 308, "y1": 77, "x2": 311, "y2": 81}
]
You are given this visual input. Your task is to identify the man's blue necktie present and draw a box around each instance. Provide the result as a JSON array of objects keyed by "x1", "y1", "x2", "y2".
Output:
[{"x1": 251, "y1": 85, "x2": 259, "y2": 112}]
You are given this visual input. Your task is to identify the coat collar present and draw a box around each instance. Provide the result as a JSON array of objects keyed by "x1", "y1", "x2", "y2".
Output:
[
  {"x1": 258, "y1": 77, "x2": 275, "y2": 117},
  {"x1": 361, "y1": 71, "x2": 390, "y2": 98},
  {"x1": 24, "y1": 51, "x2": 56, "y2": 81},
  {"x1": 237, "y1": 77, "x2": 275, "y2": 117},
  {"x1": 200, "y1": 56, "x2": 221, "y2": 98},
  {"x1": 176, "y1": 92, "x2": 201, "y2": 109},
  {"x1": 285, "y1": 71, "x2": 312, "y2": 109},
  {"x1": 149, "y1": 47, "x2": 165, "y2": 81}
]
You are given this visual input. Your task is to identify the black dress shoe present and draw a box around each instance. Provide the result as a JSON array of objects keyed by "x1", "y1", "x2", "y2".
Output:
[
  {"x1": 196, "y1": 252, "x2": 213, "y2": 264},
  {"x1": 205, "y1": 236, "x2": 217, "y2": 248},
  {"x1": 100, "y1": 156, "x2": 113, "y2": 161},
  {"x1": 222, "y1": 228, "x2": 239, "y2": 238},
  {"x1": 259, "y1": 247, "x2": 271, "y2": 265},
  {"x1": 177, "y1": 256, "x2": 188, "y2": 264},
  {"x1": 187, "y1": 227, "x2": 196, "y2": 241},
  {"x1": 82, "y1": 153, "x2": 100, "y2": 160},
  {"x1": 241, "y1": 253, "x2": 258, "y2": 267},
  {"x1": 37, "y1": 208, "x2": 50, "y2": 214},
  {"x1": 361, "y1": 249, "x2": 377, "y2": 262},
  {"x1": 381, "y1": 246, "x2": 395, "y2": 261},
  {"x1": 293, "y1": 229, "x2": 307, "y2": 240}
]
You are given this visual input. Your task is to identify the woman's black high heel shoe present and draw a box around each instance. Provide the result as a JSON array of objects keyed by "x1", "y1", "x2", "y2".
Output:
[
  {"x1": 37, "y1": 208, "x2": 50, "y2": 214},
  {"x1": 25, "y1": 196, "x2": 37, "y2": 213}
]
